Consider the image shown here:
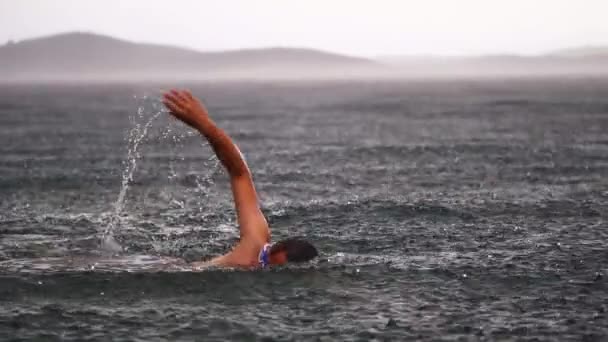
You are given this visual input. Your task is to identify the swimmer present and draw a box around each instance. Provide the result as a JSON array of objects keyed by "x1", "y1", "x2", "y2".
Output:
[{"x1": 162, "y1": 89, "x2": 318, "y2": 269}]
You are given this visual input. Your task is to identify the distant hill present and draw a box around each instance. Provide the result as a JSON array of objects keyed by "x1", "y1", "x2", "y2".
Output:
[
  {"x1": 547, "y1": 46, "x2": 608, "y2": 58},
  {"x1": 379, "y1": 48, "x2": 608, "y2": 77},
  {"x1": 0, "y1": 32, "x2": 384, "y2": 81},
  {"x1": 1, "y1": 32, "x2": 607, "y2": 81}
]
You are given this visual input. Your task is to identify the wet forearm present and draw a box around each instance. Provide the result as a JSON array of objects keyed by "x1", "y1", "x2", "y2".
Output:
[{"x1": 194, "y1": 117, "x2": 249, "y2": 177}]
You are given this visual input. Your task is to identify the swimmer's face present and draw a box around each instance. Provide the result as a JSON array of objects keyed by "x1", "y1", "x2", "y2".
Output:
[
  {"x1": 269, "y1": 250, "x2": 288, "y2": 265},
  {"x1": 268, "y1": 238, "x2": 318, "y2": 265}
]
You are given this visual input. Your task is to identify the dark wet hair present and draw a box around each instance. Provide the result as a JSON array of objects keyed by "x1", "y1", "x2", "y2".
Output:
[{"x1": 270, "y1": 238, "x2": 318, "y2": 262}]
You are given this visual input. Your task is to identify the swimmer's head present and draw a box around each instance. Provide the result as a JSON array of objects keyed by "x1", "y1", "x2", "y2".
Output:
[{"x1": 268, "y1": 238, "x2": 318, "y2": 265}]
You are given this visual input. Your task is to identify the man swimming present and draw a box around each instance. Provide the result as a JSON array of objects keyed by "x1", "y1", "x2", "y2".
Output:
[{"x1": 162, "y1": 89, "x2": 318, "y2": 269}]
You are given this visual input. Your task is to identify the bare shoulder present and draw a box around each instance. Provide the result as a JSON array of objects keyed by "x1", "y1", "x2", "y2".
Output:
[{"x1": 196, "y1": 241, "x2": 261, "y2": 269}]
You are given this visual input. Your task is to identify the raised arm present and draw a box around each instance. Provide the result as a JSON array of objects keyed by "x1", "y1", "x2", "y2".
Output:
[{"x1": 162, "y1": 90, "x2": 269, "y2": 243}]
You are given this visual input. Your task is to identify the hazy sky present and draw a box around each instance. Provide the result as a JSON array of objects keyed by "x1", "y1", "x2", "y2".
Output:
[{"x1": 1, "y1": 0, "x2": 607, "y2": 57}]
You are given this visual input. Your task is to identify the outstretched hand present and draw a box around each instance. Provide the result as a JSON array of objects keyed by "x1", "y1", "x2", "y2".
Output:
[{"x1": 162, "y1": 89, "x2": 209, "y2": 128}]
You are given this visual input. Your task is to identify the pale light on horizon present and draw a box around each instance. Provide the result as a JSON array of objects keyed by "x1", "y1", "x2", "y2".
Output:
[{"x1": 1, "y1": 0, "x2": 607, "y2": 57}]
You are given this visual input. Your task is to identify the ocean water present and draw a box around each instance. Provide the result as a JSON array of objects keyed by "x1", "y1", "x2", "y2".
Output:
[{"x1": 0, "y1": 79, "x2": 607, "y2": 341}]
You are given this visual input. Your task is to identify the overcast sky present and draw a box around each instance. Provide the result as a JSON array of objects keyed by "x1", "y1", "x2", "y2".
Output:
[{"x1": 1, "y1": 0, "x2": 607, "y2": 57}]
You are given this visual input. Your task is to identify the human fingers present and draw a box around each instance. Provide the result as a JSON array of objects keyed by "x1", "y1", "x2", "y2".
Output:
[
  {"x1": 183, "y1": 90, "x2": 195, "y2": 101},
  {"x1": 162, "y1": 98, "x2": 182, "y2": 115},
  {"x1": 171, "y1": 89, "x2": 189, "y2": 104},
  {"x1": 163, "y1": 92, "x2": 184, "y2": 110}
]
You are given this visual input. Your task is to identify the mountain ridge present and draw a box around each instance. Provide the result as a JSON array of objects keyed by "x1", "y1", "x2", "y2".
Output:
[
  {"x1": 0, "y1": 32, "x2": 383, "y2": 81},
  {"x1": 1, "y1": 32, "x2": 607, "y2": 81},
  {"x1": 547, "y1": 46, "x2": 608, "y2": 57}
]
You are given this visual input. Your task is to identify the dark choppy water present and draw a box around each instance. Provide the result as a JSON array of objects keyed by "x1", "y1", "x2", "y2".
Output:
[{"x1": 1, "y1": 79, "x2": 607, "y2": 341}]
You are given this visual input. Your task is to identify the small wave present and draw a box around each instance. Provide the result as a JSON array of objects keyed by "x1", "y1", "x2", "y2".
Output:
[
  {"x1": 265, "y1": 197, "x2": 474, "y2": 223},
  {"x1": 485, "y1": 99, "x2": 534, "y2": 106},
  {"x1": 0, "y1": 255, "x2": 192, "y2": 274}
]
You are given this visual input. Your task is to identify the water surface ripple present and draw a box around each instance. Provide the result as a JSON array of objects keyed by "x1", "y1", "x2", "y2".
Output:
[{"x1": 0, "y1": 80, "x2": 607, "y2": 341}]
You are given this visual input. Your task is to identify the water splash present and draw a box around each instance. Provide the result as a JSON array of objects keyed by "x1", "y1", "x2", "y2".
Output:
[
  {"x1": 192, "y1": 154, "x2": 222, "y2": 212},
  {"x1": 158, "y1": 122, "x2": 221, "y2": 209},
  {"x1": 101, "y1": 96, "x2": 163, "y2": 253},
  {"x1": 100, "y1": 95, "x2": 222, "y2": 255},
  {"x1": 148, "y1": 140, "x2": 221, "y2": 254}
]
